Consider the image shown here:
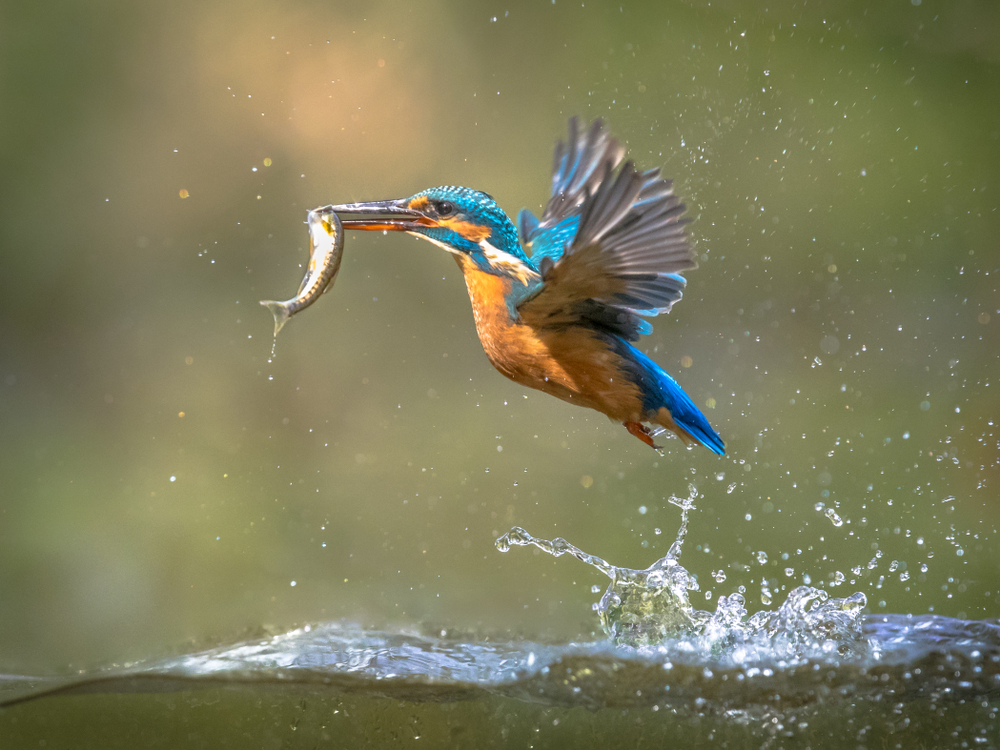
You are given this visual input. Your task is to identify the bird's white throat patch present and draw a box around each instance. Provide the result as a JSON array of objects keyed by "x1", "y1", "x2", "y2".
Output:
[{"x1": 479, "y1": 240, "x2": 539, "y2": 286}]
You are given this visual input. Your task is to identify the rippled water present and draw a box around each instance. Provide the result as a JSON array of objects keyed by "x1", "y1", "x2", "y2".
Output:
[
  {"x1": 3, "y1": 493, "x2": 998, "y2": 748},
  {"x1": 1, "y1": 615, "x2": 998, "y2": 747}
]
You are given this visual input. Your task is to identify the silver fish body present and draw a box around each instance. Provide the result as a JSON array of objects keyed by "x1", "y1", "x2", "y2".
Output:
[{"x1": 261, "y1": 208, "x2": 345, "y2": 336}]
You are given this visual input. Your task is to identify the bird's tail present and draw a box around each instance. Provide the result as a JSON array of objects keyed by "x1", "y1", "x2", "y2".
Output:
[
  {"x1": 652, "y1": 369, "x2": 725, "y2": 455},
  {"x1": 619, "y1": 340, "x2": 726, "y2": 455}
]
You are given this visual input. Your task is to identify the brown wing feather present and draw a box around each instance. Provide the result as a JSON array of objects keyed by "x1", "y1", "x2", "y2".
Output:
[{"x1": 519, "y1": 140, "x2": 696, "y2": 337}]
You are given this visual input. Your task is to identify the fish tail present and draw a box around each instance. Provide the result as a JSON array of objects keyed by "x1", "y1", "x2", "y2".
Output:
[{"x1": 260, "y1": 300, "x2": 292, "y2": 336}]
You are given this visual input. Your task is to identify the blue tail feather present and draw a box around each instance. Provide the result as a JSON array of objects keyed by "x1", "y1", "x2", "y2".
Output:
[
  {"x1": 654, "y1": 370, "x2": 726, "y2": 455},
  {"x1": 613, "y1": 338, "x2": 726, "y2": 455}
]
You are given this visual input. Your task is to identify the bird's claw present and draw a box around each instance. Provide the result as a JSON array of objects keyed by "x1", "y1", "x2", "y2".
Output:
[{"x1": 624, "y1": 421, "x2": 663, "y2": 451}]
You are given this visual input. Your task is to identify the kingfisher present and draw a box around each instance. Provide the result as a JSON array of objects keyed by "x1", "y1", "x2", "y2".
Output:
[{"x1": 325, "y1": 118, "x2": 724, "y2": 454}]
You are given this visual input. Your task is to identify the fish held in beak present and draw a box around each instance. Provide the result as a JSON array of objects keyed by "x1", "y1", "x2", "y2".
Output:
[{"x1": 260, "y1": 208, "x2": 345, "y2": 337}]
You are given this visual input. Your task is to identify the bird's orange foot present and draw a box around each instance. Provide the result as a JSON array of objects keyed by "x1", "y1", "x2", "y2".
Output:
[{"x1": 624, "y1": 421, "x2": 663, "y2": 451}]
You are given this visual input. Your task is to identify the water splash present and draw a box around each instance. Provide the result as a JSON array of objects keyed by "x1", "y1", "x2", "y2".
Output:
[
  {"x1": 498, "y1": 486, "x2": 701, "y2": 645},
  {"x1": 497, "y1": 484, "x2": 870, "y2": 656}
]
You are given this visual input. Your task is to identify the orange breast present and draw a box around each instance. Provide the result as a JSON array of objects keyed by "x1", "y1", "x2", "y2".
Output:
[{"x1": 458, "y1": 259, "x2": 646, "y2": 423}]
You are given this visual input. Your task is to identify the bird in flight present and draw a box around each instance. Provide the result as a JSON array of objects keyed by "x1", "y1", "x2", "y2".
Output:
[{"x1": 325, "y1": 118, "x2": 724, "y2": 454}]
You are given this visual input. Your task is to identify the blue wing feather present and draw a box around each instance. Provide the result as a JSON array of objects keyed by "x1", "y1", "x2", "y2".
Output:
[
  {"x1": 516, "y1": 119, "x2": 697, "y2": 341},
  {"x1": 525, "y1": 215, "x2": 581, "y2": 264},
  {"x1": 519, "y1": 117, "x2": 623, "y2": 265},
  {"x1": 516, "y1": 208, "x2": 540, "y2": 249}
]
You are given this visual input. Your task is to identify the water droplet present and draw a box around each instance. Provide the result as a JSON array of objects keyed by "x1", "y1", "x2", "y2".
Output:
[{"x1": 824, "y1": 507, "x2": 844, "y2": 527}]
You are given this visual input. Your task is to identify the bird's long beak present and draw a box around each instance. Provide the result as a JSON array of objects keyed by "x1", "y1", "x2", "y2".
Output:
[{"x1": 319, "y1": 199, "x2": 435, "y2": 232}]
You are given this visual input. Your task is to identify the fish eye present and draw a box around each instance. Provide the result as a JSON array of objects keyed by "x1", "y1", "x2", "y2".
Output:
[{"x1": 435, "y1": 201, "x2": 455, "y2": 217}]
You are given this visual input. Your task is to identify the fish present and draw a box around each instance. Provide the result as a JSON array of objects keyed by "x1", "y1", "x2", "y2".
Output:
[{"x1": 260, "y1": 208, "x2": 344, "y2": 336}]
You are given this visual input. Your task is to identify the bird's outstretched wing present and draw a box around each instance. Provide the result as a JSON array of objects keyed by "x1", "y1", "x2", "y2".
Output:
[
  {"x1": 516, "y1": 118, "x2": 696, "y2": 341},
  {"x1": 518, "y1": 117, "x2": 624, "y2": 260}
]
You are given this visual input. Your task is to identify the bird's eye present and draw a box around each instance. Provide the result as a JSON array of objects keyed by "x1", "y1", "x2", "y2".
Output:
[{"x1": 435, "y1": 201, "x2": 455, "y2": 217}]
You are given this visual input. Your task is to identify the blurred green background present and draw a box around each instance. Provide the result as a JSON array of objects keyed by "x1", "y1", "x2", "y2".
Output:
[{"x1": 1, "y1": 0, "x2": 997, "y2": 673}]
